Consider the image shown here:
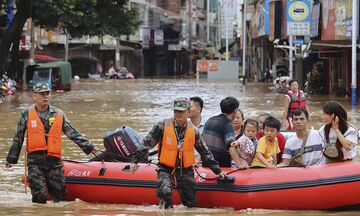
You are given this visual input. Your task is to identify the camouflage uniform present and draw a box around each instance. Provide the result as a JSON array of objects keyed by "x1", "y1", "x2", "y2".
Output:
[
  {"x1": 6, "y1": 105, "x2": 95, "y2": 203},
  {"x1": 131, "y1": 118, "x2": 222, "y2": 208}
]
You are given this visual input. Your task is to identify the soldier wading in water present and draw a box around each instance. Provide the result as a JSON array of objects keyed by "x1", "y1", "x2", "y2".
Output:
[
  {"x1": 5, "y1": 83, "x2": 98, "y2": 204},
  {"x1": 130, "y1": 97, "x2": 226, "y2": 209}
]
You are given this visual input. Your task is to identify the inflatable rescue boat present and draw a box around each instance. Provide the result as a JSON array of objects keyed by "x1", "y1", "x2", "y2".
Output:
[
  {"x1": 64, "y1": 160, "x2": 360, "y2": 210},
  {"x1": 60, "y1": 126, "x2": 360, "y2": 210}
]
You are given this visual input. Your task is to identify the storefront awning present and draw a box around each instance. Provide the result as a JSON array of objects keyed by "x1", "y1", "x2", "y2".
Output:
[
  {"x1": 310, "y1": 40, "x2": 360, "y2": 49},
  {"x1": 99, "y1": 44, "x2": 135, "y2": 51}
]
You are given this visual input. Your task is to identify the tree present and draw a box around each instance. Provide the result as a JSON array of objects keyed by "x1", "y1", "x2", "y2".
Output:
[{"x1": 0, "y1": 0, "x2": 142, "y2": 76}]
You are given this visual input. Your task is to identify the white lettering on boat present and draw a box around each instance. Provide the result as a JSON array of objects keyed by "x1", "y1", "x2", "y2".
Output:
[{"x1": 68, "y1": 169, "x2": 91, "y2": 177}]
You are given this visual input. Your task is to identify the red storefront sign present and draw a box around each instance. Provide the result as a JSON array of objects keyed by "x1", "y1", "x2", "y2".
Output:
[{"x1": 321, "y1": 0, "x2": 336, "y2": 40}]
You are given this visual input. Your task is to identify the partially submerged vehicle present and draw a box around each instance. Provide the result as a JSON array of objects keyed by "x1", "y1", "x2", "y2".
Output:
[
  {"x1": 27, "y1": 61, "x2": 72, "y2": 91},
  {"x1": 68, "y1": 56, "x2": 102, "y2": 79}
]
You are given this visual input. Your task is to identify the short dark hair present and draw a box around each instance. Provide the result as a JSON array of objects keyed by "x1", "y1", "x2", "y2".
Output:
[
  {"x1": 220, "y1": 97, "x2": 239, "y2": 114},
  {"x1": 263, "y1": 116, "x2": 281, "y2": 131},
  {"x1": 292, "y1": 108, "x2": 309, "y2": 120},
  {"x1": 244, "y1": 119, "x2": 259, "y2": 131},
  {"x1": 289, "y1": 79, "x2": 298, "y2": 86},
  {"x1": 190, "y1": 96, "x2": 204, "y2": 112},
  {"x1": 257, "y1": 113, "x2": 271, "y2": 120}
]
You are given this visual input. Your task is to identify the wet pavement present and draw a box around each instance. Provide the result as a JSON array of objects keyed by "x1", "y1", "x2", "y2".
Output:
[{"x1": 0, "y1": 78, "x2": 359, "y2": 215}]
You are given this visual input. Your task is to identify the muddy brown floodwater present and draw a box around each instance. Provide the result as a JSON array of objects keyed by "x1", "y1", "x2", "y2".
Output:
[{"x1": 0, "y1": 78, "x2": 359, "y2": 215}]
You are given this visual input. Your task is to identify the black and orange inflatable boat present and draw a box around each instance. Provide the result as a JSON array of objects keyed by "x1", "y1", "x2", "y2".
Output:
[{"x1": 64, "y1": 160, "x2": 360, "y2": 210}]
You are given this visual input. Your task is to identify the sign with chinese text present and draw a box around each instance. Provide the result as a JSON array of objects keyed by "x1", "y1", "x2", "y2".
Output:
[
  {"x1": 287, "y1": 1, "x2": 311, "y2": 35},
  {"x1": 196, "y1": 60, "x2": 218, "y2": 72}
]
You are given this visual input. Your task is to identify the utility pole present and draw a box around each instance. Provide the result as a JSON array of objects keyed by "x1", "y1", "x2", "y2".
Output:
[
  {"x1": 29, "y1": 20, "x2": 35, "y2": 65},
  {"x1": 115, "y1": 39, "x2": 120, "y2": 68},
  {"x1": 242, "y1": 0, "x2": 246, "y2": 85},
  {"x1": 64, "y1": 28, "x2": 69, "y2": 61},
  {"x1": 289, "y1": 35, "x2": 293, "y2": 79},
  {"x1": 225, "y1": 1, "x2": 229, "y2": 61},
  {"x1": 207, "y1": 0, "x2": 210, "y2": 42},
  {"x1": 218, "y1": 0, "x2": 221, "y2": 51},
  {"x1": 351, "y1": 0, "x2": 357, "y2": 106},
  {"x1": 189, "y1": 0, "x2": 193, "y2": 74}
]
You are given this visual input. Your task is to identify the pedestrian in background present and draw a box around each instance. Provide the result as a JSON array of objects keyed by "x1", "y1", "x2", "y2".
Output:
[{"x1": 281, "y1": 79, "x2": 310, "y2": 130}]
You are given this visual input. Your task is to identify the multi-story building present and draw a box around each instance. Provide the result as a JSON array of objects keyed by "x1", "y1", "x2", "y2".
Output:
[
  {"x1": 239, "y1": 0, "x2": 359, "y2": 98},
  {"x1": 14, "y1": 0, "x2": 220, "y2": 79}
]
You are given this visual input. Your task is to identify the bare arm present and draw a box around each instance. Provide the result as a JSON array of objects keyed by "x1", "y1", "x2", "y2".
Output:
[
  {"x1": 305, "y1": 105, "x2": 311, "y2": 121},
  {"x1": 255, "y1": 152, "x2": 275, "y2": 168},
  {"x1": 335, "y1": 130, "x2": 355, "y2": 150},
  {"x1": 332, "y1": 117, "x2": 354, "y2": 150},
  {"x1": 282, "y1": 96, "x2": 290, "y2": 130},
  {"x1": 277, "y1": 158, "x2": 291, "y2": 167},
  {"x1": 229, "y1": 146, "x2": 247, "y2": 168}
]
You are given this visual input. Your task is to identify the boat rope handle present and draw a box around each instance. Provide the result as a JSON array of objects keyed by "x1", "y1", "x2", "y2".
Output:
[
  {"x1": 88, "y1": 150, "x2": 248, "y2": 181},
  {"x1": 194, "y1": 165, "x2": 247, "y2": 181}
]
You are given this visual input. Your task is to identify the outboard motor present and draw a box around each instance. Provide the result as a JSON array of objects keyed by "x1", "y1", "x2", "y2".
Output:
[{"x1": 89, "y1": 126, "x2": 147, "y2": 162}]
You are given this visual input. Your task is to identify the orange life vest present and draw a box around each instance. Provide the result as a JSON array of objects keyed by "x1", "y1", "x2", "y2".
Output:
[
  {"x1": 26, "y1": 105, "x2": 64, "y2": 158},
  {"x1": 158, "y1": 119, "x2": 195, "y2": 168}
]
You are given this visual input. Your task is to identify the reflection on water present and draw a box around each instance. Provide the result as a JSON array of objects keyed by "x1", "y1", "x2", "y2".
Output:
[{"x1": 0, "y1": 79, "x2": 359, "y2": 215}]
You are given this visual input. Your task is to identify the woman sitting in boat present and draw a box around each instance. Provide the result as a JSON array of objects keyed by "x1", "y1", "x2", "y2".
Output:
[
  {"x1": 319, "y1": 101, "x2": 359, "y2": 163},
  {"x1": 229, "y1": 119, "x2": 259, "y2": 168},
  {"x1": 232, "y1": 108, "x2": 244, "y2": 140}
]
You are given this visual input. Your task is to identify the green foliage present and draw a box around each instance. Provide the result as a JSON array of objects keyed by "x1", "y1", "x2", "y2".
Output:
[{"x1": 31, "y1": 0, "x2": 142, "y2": 38}]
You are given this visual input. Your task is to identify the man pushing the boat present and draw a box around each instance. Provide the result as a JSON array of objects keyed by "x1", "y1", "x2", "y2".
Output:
[
  {"x1": 5, "y1": 83, "x2": 99, "y2": 204},
  {"x1": 130, "y1": 97, "x2": 226, "y2": 209}
]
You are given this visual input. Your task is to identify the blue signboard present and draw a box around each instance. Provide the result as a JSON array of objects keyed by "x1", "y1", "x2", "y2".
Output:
[
  {"x1": 287, "y1": 1, "x2": 311, "y2": 22},
  {"x1": 265, "y1": 0, "x2": 270, "y2": 35},
  {"x1": 293, "y1": 39, "x2": 304, "y2": 44},
  {"x1": 287, "y1": 0, "x2": 311, "y2": 36}
]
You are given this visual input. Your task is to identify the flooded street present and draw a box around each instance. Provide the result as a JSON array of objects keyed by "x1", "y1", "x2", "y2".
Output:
[{"x1": 0, "y1": 78, "x2": 359, "y2": 215}]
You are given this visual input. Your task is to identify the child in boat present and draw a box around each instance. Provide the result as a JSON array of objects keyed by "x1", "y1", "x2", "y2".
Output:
[
  {"x1": 250, "y1": 116, "x2": 281, "y2": 168},
  {"x1": 229, "y1": 119, "x2": 259, "y2": 168},
  {"x1": 256, "y1": 113, "x2": 286, "y2": 163}
]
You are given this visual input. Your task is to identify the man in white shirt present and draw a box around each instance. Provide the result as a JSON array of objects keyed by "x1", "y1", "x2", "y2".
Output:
[
  {"x1": 189, "y1": 96, "x2": 206, "y2": 134},
  {"x1": 278, "y1": 109, "x2": 325, "y2": 167},
  {"x1": 189, "y1": 96, "x2": 206, "y2": 165}
]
